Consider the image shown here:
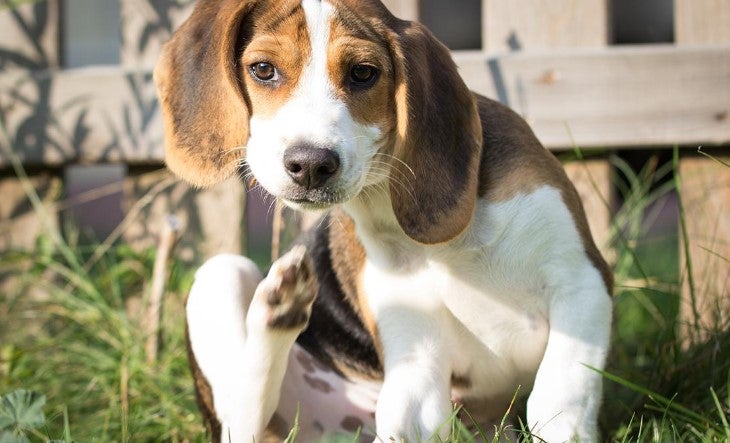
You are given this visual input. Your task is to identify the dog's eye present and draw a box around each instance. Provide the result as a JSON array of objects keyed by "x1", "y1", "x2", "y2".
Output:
[
  {"x1": 349, "y1": 64, "x2": 378, "y2": 88},
  {"x1": 250, "y1": 62, "x2": 278, "y2": 82}
]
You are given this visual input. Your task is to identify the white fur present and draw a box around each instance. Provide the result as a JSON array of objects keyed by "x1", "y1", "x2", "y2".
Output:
[{"x1": 187, "y1": 255, "x2": 306, "y2": 442}]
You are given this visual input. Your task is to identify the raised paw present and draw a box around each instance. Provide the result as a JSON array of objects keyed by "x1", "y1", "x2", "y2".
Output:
[{"x1": 261, "y1": 245, "x2": 318, "y2": 330}]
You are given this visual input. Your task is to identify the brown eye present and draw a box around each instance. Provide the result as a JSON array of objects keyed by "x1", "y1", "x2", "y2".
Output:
[
  {"x1": 349, "y1": 64, "x2": 378, "y2": 88},
  {"x1": 250, "y1": 62, "x2": 278, "y2": 82}
]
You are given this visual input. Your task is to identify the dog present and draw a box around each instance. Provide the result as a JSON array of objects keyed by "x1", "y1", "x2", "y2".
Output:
[{"x1": 154, "y1": 0, "x2": 613, "y2": 441}]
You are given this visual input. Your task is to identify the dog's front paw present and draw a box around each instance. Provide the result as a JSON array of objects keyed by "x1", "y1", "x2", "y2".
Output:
[{"x1": 259, "y1": 245, "x2": 318, "y2": 330}]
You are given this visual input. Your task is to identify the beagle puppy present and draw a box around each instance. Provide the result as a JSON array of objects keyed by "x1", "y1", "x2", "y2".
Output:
[{"x1": 154, "y1": 0, "x2": 613, "y2": 442}]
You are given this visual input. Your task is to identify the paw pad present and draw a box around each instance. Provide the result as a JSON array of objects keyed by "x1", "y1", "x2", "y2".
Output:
[{"x1": 264, "y1": 245, "x2": 318, "y2": 330}]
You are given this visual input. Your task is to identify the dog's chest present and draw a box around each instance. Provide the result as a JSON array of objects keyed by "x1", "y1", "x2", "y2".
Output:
[
  {"x1": 360, "y1": 240, "x2": 550, "y2": 398},
  {"x1": 351, "y1": 190, "x2": 583, "y2": 400}
]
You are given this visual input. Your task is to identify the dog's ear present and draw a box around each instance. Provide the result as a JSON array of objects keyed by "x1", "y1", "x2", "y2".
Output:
[
  {"x1": 387, "y1": 20, "x2": 483, "y2": 244},
  {"x1": 154, "y1": 0, "x2": 256, "y2": 187}
]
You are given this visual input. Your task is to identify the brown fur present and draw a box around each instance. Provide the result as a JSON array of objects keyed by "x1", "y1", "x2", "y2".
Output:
[
  {"x1": 327, "y1": 209, "x2": 382, "y2": 361},
  {"x1": 332, "y1": 0, "x2": 485, "y2": 245},
  {"x1": 240, "y1": 1, "x2": 310, "y2": 119},
  {"x1": 185, "y1": 327, "x2": 222, "y2": 442},
  {"x1": 326, "y1": 8, "x2": 396, "y2": 133},
  {"x1": 386, "y1": 22, "x2": 483, "y2": 245},
  {"x1": 322, "y1": 0, "x2": 484, "y2": 245},
  {"x1": 154, "y1": 0, "x2": 255, "y2": 188}
]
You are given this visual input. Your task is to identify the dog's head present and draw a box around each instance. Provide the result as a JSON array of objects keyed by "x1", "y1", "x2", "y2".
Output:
[{"x1": 155, "y1": 0, "x2": 482, "y2": 244}]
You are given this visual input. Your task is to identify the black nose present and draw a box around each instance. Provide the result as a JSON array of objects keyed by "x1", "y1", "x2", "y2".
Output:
[{"x1": 283, "y1": 145, "x2": 340, "y2": 189}]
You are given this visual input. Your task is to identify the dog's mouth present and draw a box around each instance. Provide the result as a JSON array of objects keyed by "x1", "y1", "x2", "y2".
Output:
[
  {"x1": 280, "y1": 187, "x2": 353, "y2": 211},
  {"x1": 244, "y1": 155, "x2": 371, "y2": 212},
  {"x1": 286, "y1": 199, "x2": 334, "y2": 211}
]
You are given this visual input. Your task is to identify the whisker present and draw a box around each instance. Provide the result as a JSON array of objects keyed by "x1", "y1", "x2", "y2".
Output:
[
  {"x1": 317, "y1": 214, "x2": 330, "y2": 231},
  {"x1": 368, "y1": 169, "x2": 416, "y2": 203},
  {"x1": 374, "y1": 153, "x2": 416, "y2": 179},
  {"x1": 341, "y1": 134, "x2": 370, "y2": 143},
  {"x1": 369, "y1": 159, "x2": 417, "y2": 186},
  {"x1": 364, "y1": 157, "x2": 418, "y2": 206},
  {"x1": 266, "y1": 197, "x2": 279, "y2": 218},
  {"x1": 359, "y1": 184, "x2": 378, "y2": 208},
  {"x1": 368, "y1": 159, "x2": 415, "y2": 181}
]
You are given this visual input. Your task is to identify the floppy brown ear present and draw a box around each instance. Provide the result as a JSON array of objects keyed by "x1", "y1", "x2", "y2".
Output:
[
  {"x1": 154, "y1": 0, "x2": 255, "y2": 188},
  {"x1": 387, "y1": 20, "x2": 483, "y2": 244}
]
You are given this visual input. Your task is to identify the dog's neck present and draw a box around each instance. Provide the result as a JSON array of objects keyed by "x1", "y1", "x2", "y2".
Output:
[
  {"x1": 344, "y1": 184, "x2": 397, "y2": 232},
  {"x1": 342, "y1": 183, "x2": 428, "y2": 270}
]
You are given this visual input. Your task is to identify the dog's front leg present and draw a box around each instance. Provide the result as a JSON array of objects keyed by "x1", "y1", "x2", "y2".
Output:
[
  {"x1": 187, "y1": 247, "x2": 317, "y2": 443},
  {"x1": 526, "y1": 270, "x2": 612, "y2": 443},
  {"x1": 373, "y1": 308, "x2": 453, "y2": 442}
]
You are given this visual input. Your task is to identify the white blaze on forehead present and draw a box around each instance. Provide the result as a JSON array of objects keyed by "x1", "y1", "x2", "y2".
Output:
[{"x1": 300, "y1": 0, "x2": 335, "y2": 100}]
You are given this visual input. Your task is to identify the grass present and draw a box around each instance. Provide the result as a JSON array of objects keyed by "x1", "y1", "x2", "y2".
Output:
[
  {"x1": 0, "y1": 147, "x2": 728, "y2": 442},
  {"x1": 0, "y1": 237, "x2": 203, "y2": 442}
]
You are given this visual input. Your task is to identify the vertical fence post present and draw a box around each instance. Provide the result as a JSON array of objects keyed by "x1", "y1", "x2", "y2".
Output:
[
  {"x1": 676, "y1": 151, "x2": 730, "y2": 340},
  {"x1": 563, "y1": 157, "x2": 614, "y2": 262},
  {"x1": 674, "y1": 0, "x2": 730, "y2": 341},
  {"x1": 675, "y1": 0, "x2": 730, "y2": 45},
  {"x1": 482, "y1": 0, "x2": 609, "y2": 53}
]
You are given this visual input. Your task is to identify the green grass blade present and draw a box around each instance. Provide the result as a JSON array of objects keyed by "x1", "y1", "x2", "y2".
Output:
[
  {"x1": 588, "y1": 365, "x2": 713, "y2": 431},
  {"x1": 63, "y1": 405, "x2": 72, "y2": 443},
  {"x1": 673, "y1": 146, "x2": 700, "y2": 340},
  {"x1": 0, "y1": 0, "x2": 45, "y2": 11},
  {"x1": 283, "y1": 404, "x2": 300, "y2": 443},
  {"x1": 697, "y1": 146, "x2": 730, "y2": 168},
  {"x1": 710, "y1": 387, "x2": 730, "y2": 440}
]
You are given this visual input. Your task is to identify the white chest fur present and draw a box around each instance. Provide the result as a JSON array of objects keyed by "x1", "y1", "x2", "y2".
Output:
[
  {"x1": 347, "y1": 185, "x2": 593, "y2": 402},
  {"x1": 361, "y1": 258, "x2": 550, "y2": 401}
]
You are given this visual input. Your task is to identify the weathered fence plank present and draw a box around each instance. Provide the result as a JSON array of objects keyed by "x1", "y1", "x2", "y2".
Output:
[
  {"x1": 2, "y1": 45, "x2": 727, "y2": 169},
  {"x1": 0, "y1": 68, "x2": 163, "y2": 167},
  {"x1": 122, "y1": 172, "x2": 246, "y2": 262},
  {"x1": 482, "y1": 0, "x2": 609, "y2": 52},
  {"x1": 120, "y1": 0, "x2": 195, "y2": 67},
  {"x1": 456, "y1": 45, "x2": 730, "y2": 149},
  {"x1": 0, "y1": 0, "x2": 59, "y2": 69},
  {"x1": 675, "y1": 0, "x2": 730, "y2": 45},
  {"x1": 0, "y1": 172, "x2": 60, "y2": 250}
]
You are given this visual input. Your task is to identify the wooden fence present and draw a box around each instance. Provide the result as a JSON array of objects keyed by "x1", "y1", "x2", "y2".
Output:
[{"x1": 0, "y1": 0, "x2": 728, "y2": 333}]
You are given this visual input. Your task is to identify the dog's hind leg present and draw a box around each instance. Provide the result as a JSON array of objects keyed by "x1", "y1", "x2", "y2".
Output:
[{"x1": 186, "y1": 246, "x2": 317, "y2": 443}]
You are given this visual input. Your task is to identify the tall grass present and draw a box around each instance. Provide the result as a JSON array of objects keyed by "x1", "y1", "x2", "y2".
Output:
[
  {"x1": 0, "y1": 147, "x2": 728, "y2": 441},
  {"x1": 0, "y1": 231, "x2": 204, "y2": 442},
  {"x1": 598, "y1": 149, "x2": 729, "y2": 443}
]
